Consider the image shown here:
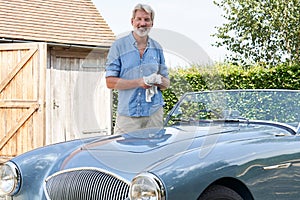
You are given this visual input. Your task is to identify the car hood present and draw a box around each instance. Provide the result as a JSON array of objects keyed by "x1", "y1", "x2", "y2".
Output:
[{"x1": 60, "y1": 124, "x2": 278, "y2": 178}]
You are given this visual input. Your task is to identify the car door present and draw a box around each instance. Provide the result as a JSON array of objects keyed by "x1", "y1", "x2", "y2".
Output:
[{"x1": 247, "y1": 135, "x2": 300, "y2": 199}]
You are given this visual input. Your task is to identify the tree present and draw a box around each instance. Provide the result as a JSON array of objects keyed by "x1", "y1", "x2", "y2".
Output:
[{"x1": 213, "y1": 0, "x2": 300, "y2": 67}]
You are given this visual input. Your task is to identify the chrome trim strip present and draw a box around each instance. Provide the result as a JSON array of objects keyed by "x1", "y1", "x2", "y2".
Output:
[
  {"x1": 263, "y1": 163, "x2": 292, "y2": 170},
  {"x1": 296, "y1": 122, "x2": 300, "y2": 134}
]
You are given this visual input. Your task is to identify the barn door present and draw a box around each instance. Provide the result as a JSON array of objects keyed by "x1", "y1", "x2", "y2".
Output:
[
  {"x1": 0, "y1": 43, "x2": 46, "y2": 157},
  {"x1": 47, "y1": 47, "x2": 112, "y2": 145}
]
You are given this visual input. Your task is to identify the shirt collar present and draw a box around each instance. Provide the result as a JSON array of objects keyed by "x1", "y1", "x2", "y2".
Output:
[{"x1": 129, "y1": 31, "x2": 151, "y2": 47}]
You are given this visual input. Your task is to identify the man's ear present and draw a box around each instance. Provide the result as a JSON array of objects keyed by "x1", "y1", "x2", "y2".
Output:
[{"x1": 131, "y1": 18, "x2": 134, "y2": 25}]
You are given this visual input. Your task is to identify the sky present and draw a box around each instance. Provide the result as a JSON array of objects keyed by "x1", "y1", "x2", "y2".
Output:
[{"x1": 92, "y1": 0, "x2": 227, "y2": 67}]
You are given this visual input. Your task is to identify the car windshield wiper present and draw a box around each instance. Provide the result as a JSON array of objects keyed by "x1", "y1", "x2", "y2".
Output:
[
  {"x1": 211, "y1": 118, "x2": 249, "y2": 123},
  {"x1": 166, "y1": 118, "x2": 244, "y2": 127}
]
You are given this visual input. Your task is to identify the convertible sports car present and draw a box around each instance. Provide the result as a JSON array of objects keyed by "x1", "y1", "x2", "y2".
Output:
[{"x1": 1, "y1": 89, "x2": 300, "y2": 200}]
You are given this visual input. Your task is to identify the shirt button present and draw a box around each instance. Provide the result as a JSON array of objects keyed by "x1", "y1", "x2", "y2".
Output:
[{"x1": 139, "y1": 93, "x2": 141, "y2": 95}]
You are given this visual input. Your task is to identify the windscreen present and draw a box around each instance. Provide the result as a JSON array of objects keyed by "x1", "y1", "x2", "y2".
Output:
[{"x1": 166, "y1": 90, "x2": 300, "y2": 128}]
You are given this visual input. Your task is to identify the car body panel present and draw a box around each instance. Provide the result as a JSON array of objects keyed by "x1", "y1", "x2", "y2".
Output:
[
  {"x1": 2, "y1": 89, "x2": 300, "y2": 200},
  {"x1": 11, "y1": 124, "x2": 300, "y2": 199},
  {"x1": 151, "y1": 133, "x2": 300, "y2": 199}
]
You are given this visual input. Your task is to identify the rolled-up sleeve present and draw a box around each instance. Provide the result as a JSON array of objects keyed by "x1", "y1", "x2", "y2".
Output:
[{"x1": 105, "y1": 42, "x2": 121, "y2": 77}]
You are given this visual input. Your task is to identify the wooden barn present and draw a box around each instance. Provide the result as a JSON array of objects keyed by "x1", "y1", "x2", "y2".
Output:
[{"x1": 0, "y1": 0, "x2": 115, "y2": 158}]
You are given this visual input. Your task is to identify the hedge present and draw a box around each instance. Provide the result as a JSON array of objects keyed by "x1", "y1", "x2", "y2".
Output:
[{"x1": 162, "y1": 64, "x2": 300, "y2": 116}]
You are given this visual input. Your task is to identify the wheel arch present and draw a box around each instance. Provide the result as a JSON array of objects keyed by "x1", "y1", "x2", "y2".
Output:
[{"x1": 200, "y1": 177, "x2": 254, "y2": 200}]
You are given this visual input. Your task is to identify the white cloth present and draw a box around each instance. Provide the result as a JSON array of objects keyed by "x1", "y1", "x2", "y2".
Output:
[
  {"x1": 145, "y1": 86, "x2": 158, "y2": 102},
  {"x1": 143, "y1": 73, "x2": 162, "y2": 102},
  {"x1": 143, "y1": 73, "x2": 162, "y2": 86}
]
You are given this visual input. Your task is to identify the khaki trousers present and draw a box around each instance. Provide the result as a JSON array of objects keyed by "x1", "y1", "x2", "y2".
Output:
[{"x1": 114, "y1": 107, "x2": 164, "y2": 134}]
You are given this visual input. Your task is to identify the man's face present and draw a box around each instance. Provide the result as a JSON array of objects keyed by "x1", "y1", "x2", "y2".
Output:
[{"x1": 132, "y1": 9, "x2": 153, "y2": 37}]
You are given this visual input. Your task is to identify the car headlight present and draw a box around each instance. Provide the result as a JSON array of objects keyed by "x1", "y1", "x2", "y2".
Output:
[
  {"x1": 0, "y1": 162, "x2": 21, "y2": 196},
  {"x1": 129, "y1": 172, "x2": 165, "y2": 200}
]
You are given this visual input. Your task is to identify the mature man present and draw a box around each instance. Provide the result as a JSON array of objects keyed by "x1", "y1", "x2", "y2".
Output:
[{"x1": 105, "y1": 3, "x2": 170, "y2": 134}]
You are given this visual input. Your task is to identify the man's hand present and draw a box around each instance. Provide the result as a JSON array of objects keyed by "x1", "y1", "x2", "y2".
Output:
[
  {"x1": 139, "y1": 78, "x2": 152, "y2": 89},
  {"x1": 143, "y1": 73, "x2": 162, "y2": 86},
  {"x1": 143, "y1": 73, "x2": 170, "y2": 90}
]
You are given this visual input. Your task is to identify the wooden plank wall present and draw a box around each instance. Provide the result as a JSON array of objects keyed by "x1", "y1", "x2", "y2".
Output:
[
  {"x1": 46, "y1": 47, "x2": 112, "y2": 145},
  {"x1": 0, "y1": 43, "x2": 47, "y2": 157}
]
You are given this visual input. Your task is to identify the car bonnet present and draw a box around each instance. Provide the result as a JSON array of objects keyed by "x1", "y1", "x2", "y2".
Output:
[
  {"x1": 59, "y1": 124, "x2": 275, "y2": 175},
  {"x1": 59, "y1": 127, "x2": 211, "y2": 174}
]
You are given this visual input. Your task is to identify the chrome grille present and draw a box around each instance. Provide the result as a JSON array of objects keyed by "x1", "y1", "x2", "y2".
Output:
[{"x1": 44, "y1": 168, "x2": 129, "y2": 200}]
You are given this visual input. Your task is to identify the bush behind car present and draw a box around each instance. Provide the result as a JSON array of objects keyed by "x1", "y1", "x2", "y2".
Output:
[{"x1": 162, "y1": 64, "x2": 300, "y2": 115}]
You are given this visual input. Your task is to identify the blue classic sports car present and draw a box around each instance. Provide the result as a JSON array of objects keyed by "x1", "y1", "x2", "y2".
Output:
[{"x1": 1, "y1": 89, "x2": 300, "y2": 200}]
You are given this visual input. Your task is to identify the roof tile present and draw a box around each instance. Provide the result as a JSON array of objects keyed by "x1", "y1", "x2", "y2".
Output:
[{"x1": 0, "y1": 0, "x2": 115, "y2": 47}]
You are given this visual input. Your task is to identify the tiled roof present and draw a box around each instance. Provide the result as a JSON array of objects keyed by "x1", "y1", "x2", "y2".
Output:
[{"x1": 0, "y1": 0, "x2": 115, "y2": 47}]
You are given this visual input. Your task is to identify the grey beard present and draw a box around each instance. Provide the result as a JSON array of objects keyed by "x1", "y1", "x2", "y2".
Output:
[{"x1": 134, "y1": 27, "x2": 151, "y2": 37}]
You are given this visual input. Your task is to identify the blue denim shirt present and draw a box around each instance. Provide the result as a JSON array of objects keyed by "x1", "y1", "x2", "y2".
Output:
[{"x1": 105, "y1": 32, "x2": 169, "y2": 117}]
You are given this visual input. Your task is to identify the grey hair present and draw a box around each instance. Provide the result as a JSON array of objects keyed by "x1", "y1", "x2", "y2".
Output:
[{"x1": 132, "y1": 4, "x2": 155, "y2": 21}]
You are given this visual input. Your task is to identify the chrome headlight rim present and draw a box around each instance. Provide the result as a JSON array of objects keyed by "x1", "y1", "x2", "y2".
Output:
[
  {"x1": 129, "y1": 172, "x2": 166, "y2": 200},
  {"x1": 0, "y1": 161, "x2": 21, "y2": 196}
]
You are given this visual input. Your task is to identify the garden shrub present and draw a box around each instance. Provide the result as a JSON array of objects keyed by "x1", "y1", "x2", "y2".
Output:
[{"x1": 163, "y1": 64, "x2": 300, "y2": 116}]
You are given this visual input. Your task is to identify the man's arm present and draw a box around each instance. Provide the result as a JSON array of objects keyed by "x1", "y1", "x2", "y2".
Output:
[
  {"x1": 106, "y1": 76, "x2": 151, "y2": 90},
  {"x1": 155, "y1": 76, "x2": 170, "y2": 90}
]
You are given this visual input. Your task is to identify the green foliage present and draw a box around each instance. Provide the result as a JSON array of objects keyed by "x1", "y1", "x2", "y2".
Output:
[
  {"x1": 162, "y1": 64, "x2": 300, "y2": 115},
  {"x1": 213, "y1": 0, "x2": 300, "y2": 66}
]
